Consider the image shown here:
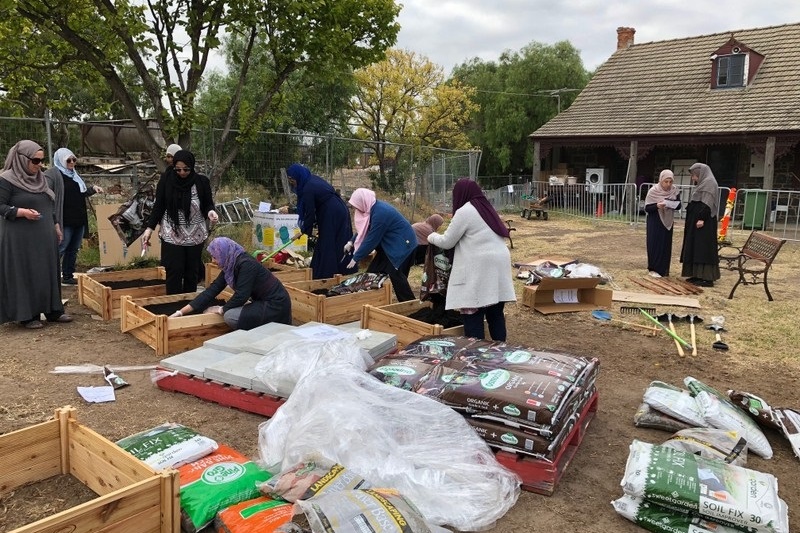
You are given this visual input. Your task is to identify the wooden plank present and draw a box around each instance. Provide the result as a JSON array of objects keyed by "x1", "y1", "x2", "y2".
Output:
[
  {"x1": 69, "y1": 423, "x2": 152, "y2": 494},
  {"x1": 0, "y1": 421, "x2": 61, "y2": 494},
  {"x1": 11, "y1": 478, "x2": 164, "y2": 533},
  {"x1": 645, "y1": 277, "x2": 685, "y2": 295},
  {"x1": 362, "y1": 303, "x2": 442, "y2": 348},
  {"x1": 205, "y1": 261, "x2": 311, "y2": 287},
  {"x1": 612, "y1": 291, "x2": 701, "y2": 308}
]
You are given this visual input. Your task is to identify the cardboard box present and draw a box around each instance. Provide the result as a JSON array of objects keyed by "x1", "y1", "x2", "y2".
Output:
[
  {"x1": 96, "y1": 203, "x2": 162, "y2": 266},
  {"x1": 251, "y1": 212, "x2": 308, "y2": 252},
  {"x1": 521, "y1": 277, "x2": 612, "y2": 314}
]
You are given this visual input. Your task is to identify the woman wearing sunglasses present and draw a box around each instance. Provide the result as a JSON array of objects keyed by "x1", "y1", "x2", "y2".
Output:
[
  {"x1": 0, "y1": 140, "x2": 73, "y2": 329},
  {"x1": 142, "y1": 149, "x2": 218, "y2": 294},
  {"x1": 44, "y1": 148, "x2": 104, "y2": 286}
]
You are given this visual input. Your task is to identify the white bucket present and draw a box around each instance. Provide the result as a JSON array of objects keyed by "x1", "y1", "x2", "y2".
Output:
[{"x1": 566, "y1": 176, "x2": 578, "y2": 185}]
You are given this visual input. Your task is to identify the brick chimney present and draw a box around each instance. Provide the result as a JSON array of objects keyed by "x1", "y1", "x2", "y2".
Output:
[{"x1": 617, "y1": 27, "x2": 636, "y2": 50}]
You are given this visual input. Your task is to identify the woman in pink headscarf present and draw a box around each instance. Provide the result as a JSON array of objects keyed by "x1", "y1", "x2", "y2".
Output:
[{"x1": 644, "y1": 169, "x2": 681, "y2": 277}]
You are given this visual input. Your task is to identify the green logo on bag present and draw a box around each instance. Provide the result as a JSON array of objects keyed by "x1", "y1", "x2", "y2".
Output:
[
  {"x1": 505, "y1": 350, "x2": 532, "y2": 363},
  {"x1": 421, "y1": 340, "x2": 455, "y2": 347},
  {"x1": 480, "y1": 369, "x2": 511, "y2": 389},
  {"x1": 503, "y1": 405, "x2": 521, "y2": 416},
  {"x1": 500, "y1": 433, "x2": 519, "y2": 445},
  {"x1": 202, "y1": 462, "x2": 246, "y2": 485},
  {"x1": 377, "y1": 365, "x2": 416, "y2": 376}
]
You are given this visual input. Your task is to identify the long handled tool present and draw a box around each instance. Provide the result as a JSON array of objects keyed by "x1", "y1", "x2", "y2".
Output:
[
  {"x1": 659, "y1": 312, "x2": 685, "y2": 357},
  {"x1": 591, "y1": 310, "x2": 658, "y2": 335},
  {"x1": 252, "y1": 233, "x2": 301, "y2": 263},
  {"x1": 639, "y1": 309, "x2": 692, "y2": 350},
  {"x1": 707, "y1": 323, "x2": 729, "y2": 351},
  {"x1": 687, "y1": 314, "x2": 703, "y2": 356}
]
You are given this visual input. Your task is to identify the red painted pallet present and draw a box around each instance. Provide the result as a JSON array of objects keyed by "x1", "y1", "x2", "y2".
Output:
[
  {"x1": 155, "y1": 368, "x2": 286, "y2": 417},
  {"x1": 495, "y1": 390, "x2": 598, "y2": 496}
]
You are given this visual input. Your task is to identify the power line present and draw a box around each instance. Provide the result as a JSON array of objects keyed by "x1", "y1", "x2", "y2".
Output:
[{"x1": 473, "y1": 88, "x2": 581, "y2": 98}]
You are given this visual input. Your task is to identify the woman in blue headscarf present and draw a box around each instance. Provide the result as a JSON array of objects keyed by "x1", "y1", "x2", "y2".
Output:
[
  {"x1": 168, "y1": 237, "x2": 292, "y2": 330},
  {"x1": 286, "y1": 163, "x2": 356, "y2": 279},
  {"x1": 44, "y1": 148, "x2": 104, "y2": 285}
]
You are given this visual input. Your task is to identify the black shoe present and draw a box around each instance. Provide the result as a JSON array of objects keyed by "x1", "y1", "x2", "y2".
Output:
[
  {"x1": 61, "y1": 278, "x2": 78, "y2": 286},
  {"x1": 690, "y1": 279, "x2": 714, "y2": 287},
  {"x1": 686, "y1": 277, "x2": 699, "y2": 283}
]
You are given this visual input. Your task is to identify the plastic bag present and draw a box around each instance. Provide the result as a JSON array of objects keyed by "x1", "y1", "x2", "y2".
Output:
[
  {"x1": 258, "y1": 363, "x2": 520, "y2": 531},
  {"x1": 116, "y1": 422, "x2": 217, "y2": 471},
  {"x1": 260, "y1": 454, "x2": 371, "y2": 502},
  {"x1": 661, "y1": 428, "x2": 748, "y2": 466},
  {"x1": 254, "y1": 337, "x2": 373, "y2": 398},
  {"x1": 642, "y1": 381, "x2": 706, "y2": 428},
  {"x1": 108, "y1": 177, "x2": 157, "y2": 245},
  {"x1": 633, "y1": 402, "x2": 694, "y2": 433},
  {"x1": 420, "y1": 245, "x2": 453, "y2": 301},
  {"x1": 613, "y1": 494, "x2": 744, "y2": 533}
]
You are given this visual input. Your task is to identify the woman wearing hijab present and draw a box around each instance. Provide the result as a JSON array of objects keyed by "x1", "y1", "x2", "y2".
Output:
[
  {"x1": 644, "y1": 169, "x2": 681, "y2": 278},
  {"x1": 0, "y1": 140, "x2": 72, "y2": 328},
  {"x1": 286, "y1": 163, "x2": 356, "y2": 279},
  {"x1": 427, "y1": 178, "x2": 515, "y2": 341},
  {"x1": 680, "y1": 162, "x2": 721, "y2": 287},
  {"x1": 345, "y1": 188, "x2": 416, "y2": 302},
  {"x1": 143, "y1": 149, "x2": 218, "y2": 294},
  {"x1": 411, "y1": 213, "x2": 444, "y2": 265},
  {"x1": 44, "y1": 148, "x2": 104, "y2": 285},
  {"x1": 168, "y1": 237, "x2": 292, "y2": 329}
]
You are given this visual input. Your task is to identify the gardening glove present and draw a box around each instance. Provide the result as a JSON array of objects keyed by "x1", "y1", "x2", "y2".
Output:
[
  {"x1": 207, "y1": 210, "x2": 219, "y2": 224},
  {"x1": 169, "y1": 310, "x2": 183, "y2": 318},
  {"x1": 343, "y1": 241, "x2": 354, "y2": 254},
  {"x1": 347, "y1": 259, "x2": 357, "y2": 269},
  {"x1": 142, "y1": 228, "x2": 153, "y2": 245}
]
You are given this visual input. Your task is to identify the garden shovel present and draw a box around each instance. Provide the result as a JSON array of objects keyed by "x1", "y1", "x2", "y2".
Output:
[{"x1": 687, "y1": 314, "x2": 703, "y2": 356}]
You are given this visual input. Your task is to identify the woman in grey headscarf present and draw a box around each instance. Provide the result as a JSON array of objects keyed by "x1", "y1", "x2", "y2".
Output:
[
  {"x1": 680, "y1": 163, "x2": 721, "y2": 287},
  {"x1": 0, "y1": 140, "x2": 72, "y2": 328},
  {"x1": 644, "y1": 169, "x2": 681, "y2": 277}
]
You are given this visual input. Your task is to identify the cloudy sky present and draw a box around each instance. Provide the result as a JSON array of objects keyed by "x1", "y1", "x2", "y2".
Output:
[{"x1": 395, "y1": 0, "x2": 800, "y2": 73}]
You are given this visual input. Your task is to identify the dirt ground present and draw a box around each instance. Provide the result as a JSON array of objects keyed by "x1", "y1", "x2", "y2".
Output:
[{"x1": 1, "y1": 215, "x2": 799, "y2": 532}]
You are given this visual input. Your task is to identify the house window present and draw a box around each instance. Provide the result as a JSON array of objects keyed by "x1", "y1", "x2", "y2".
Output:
[{"x1": 716, "y1": 54, "x2": 745, "y2": 88}]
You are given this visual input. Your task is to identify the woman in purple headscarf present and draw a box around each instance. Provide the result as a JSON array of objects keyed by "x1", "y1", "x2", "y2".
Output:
[
  {"x1": 427, "y1": 178, "x2": 516, "y2": 341},
  {"x1": 169, "y1": 237, "x2": 291, "y2": 330}
]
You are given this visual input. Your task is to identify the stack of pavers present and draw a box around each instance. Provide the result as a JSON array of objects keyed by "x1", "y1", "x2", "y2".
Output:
[
  {"x1": 368, "y1": 335, "x2": 598, "y2": 462},
  {"x1": 160, "y1": 321, "x2": 397, "y2": 395}
]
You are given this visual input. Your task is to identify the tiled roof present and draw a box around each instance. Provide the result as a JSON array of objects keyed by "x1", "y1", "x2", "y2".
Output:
[{"x1": 531, "y1": 23, "x2": 800, "y2": 139}]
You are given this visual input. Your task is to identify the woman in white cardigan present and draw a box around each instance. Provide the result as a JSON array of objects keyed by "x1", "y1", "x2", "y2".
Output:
[{"x1": 427, "y1": 178, "x2": 516, "y2": 341}]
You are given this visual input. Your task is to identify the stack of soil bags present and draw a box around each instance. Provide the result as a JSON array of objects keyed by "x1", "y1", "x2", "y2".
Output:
[
  {"x1": 369, "y1": 335, "x2": 599, "y2": 461},
  {"x1": 613, "y1": 440, "x2": 789, "y2": 533}
]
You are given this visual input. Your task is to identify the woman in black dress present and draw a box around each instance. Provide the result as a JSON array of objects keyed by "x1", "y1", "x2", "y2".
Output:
[{"x1": 644, "y1": 169, "x2": 681, "y2": 277}]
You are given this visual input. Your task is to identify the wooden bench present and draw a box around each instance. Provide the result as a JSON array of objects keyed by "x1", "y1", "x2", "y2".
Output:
[{"x1": 722, "y1": 231, "x2": 786, "y2": 301}]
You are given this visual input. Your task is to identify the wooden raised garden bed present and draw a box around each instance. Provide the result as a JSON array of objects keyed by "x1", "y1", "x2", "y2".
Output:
[
  {"x1": 120, "y1": 293, "x2": 232, "y2": 356},
  {"x1": 361, "y1": 300, "x2": 464, "y2": 348},
  {"x1": 77, "y1": 267, "x2": 167, "y2": 320},
  {"x1": 285, "y1": 275, "x2": 393, "y2": 325},
  {"x1": 204, "y1": 260, "x2": 311, "y2": 287},
  {"x1": 0, "y1": 406, "x2": 179, "y2": 533}
]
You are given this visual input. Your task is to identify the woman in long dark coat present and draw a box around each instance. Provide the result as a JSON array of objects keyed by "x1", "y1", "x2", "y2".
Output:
[
  {"x1": 680, "y1": 163, "x2": 721, "y2": 287},
  {"x1": 0, "y1": 140, "x2": 72, "y2": 328},
  {"x1": 644, "y1": 169, "x2": 681, "y2": 277},
  {"x1": 286, "y1": 163, "x2": 356, "y2": 279}
]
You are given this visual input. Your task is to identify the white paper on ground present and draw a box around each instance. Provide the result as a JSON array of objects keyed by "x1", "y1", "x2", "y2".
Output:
[
  {"x1": 258, "y1": 201, "x2": 272, "y2": 212},
  {"x1": 77, "y1": 386, "x2": 116, "y2": 403}
]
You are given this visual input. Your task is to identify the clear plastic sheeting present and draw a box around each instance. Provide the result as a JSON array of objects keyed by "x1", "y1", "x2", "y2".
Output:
[
  {"x1": 254, "y1": 337, "x2": 374, "y2": 398},
  {"x1": 258, "y1": 363, "x2": 521, "y2": 531}
]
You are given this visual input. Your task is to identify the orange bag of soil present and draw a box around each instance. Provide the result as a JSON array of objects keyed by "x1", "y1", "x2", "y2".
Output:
[{"x1": 215, "y1": 496, "x2": 293, "y2": 533}]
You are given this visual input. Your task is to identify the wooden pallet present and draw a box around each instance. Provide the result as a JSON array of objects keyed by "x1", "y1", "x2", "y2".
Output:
[
  {"x1": 495, "y1": 390, "x2": 598, "y2": 496},
  {"x1": 204, "y1": 260, "x2": 311, "y2": 288},
  {"x1": 155, "y1": 369, "x2": 286, "y2": 417},
  {"x1": 285, "y1": 275, "x2": 393, "y2": 325},
  {"x1": 78, "y1": 267, "x2": 167, "y2": 320},
  {"x1": 628, "y1": 276, "x2": 702, "y2": 296}
]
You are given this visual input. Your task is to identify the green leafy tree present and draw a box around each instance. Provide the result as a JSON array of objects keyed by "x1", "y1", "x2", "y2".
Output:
[
  {"x1": 452, "y1": 41, "x2": 590, "y2": 176},
  {"x1": 349, "y1": 48, "x2": 478, "y2": 192},
  {"x1": 2, "y1": 0, "x2": 399, "y2": 182}
]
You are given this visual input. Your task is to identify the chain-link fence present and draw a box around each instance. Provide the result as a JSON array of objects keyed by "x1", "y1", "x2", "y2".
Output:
[{"x1": 0, "y1": 116, "x2": 480, "y2": 220}]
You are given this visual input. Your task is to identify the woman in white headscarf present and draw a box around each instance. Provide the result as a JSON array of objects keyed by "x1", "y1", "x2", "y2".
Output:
[
  {"x1": 0, "y1": 140, "x2": 72, "y2": 328},
  {"x1": 644, "y1": 169, "x2": 681, "y2": 277},
  {"x1": 45, "y1": 148, "x2": 103, "y2": 285},
  {"x1": 680, "y1": 163, "x2": 721, "y2": 287}
]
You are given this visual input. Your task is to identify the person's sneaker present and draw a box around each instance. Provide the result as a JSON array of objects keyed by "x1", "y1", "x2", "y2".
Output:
[
  {"x1": 62, "y1": 278, "x2": 78, "y2": 286},
  {"x1": 648, "y1": 271, "x2": 661, "y2": 278},
  {"x1": 22, "y1": 320, "x2": 44, "y2": 329}
]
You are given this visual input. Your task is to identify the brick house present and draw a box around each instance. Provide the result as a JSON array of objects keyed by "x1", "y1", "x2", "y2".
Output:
[{"x1": 529, "y1": 24, "x2": 800, "y2": 193}]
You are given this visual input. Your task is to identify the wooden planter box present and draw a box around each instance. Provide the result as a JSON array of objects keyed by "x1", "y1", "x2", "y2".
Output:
[
  {"x1": 120, "y1": 293, "x2": 232, "y2": 356},
  {"x1": 285, "y1": 275, "x2": 393, "y2": 325},
  {"x1": 204, "y1": 260, "x2": 311, "y2": 287},
  {"x1": 361, "y1": 300, "x2": 464, "y2": 348},
  {"x1": 0, "y1": 406, "x2": 179, "y2": 533},
  {"x1": 78, "y1": 267, "x2": 167, "y2": 320}
]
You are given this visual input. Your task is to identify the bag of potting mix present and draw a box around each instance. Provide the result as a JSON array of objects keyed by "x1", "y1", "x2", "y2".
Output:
[
  {"x1": 116, "y1": 422, "x2": 218, "y2": 470},
  {"x1": 214, "y1": 495, "x2": 294, "y2": 533}
]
